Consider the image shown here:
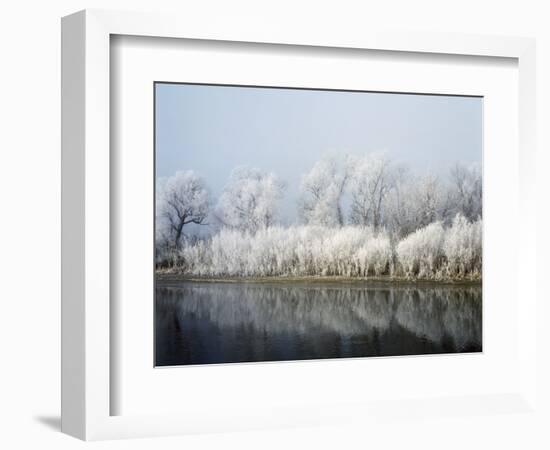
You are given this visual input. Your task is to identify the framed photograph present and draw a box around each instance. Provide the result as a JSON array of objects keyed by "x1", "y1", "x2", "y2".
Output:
[
  {"x1": 153, "y1": 82, "x2": 483, "y2": 367},
  {"x1": 61, "y1": 9, "x2": 537, "y2": 440}
]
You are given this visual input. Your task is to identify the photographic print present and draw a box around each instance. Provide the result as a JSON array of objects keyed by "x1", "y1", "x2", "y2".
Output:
[{"x1": 154, "y1": 83, "x2": 482, "y2": 367}]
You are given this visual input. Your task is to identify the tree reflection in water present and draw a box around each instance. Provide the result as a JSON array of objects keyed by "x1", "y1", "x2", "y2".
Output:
[{"x1": 155, "y1": 281, "x2": 481, "y2": 366}]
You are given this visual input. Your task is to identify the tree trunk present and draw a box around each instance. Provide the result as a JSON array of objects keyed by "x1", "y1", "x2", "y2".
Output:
[{"x1": 174, "y1": 222, "x2": 184, "y2": 249}]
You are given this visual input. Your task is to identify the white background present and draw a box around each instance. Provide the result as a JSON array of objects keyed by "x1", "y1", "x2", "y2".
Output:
[{"x1": 0, "y1": 1, "x2": 548, "y2": 449}]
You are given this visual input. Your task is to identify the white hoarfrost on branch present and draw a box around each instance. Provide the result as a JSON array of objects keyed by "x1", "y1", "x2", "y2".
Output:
[
  {"x1": 447, "y1": 162, "x2": 482, "y2": 221},
  {"x1": 386, "y1": 172, "x2": 445, "y2": 237},
  {"x1": 396, "y1": 221, "x2": 446, "y2": 279},
  {"x1": 299, "y1": 155, "x2": 350, "y2": 226},
  {"x1": 443, "y1": 214, "x2": 482, "y2": 278},
  {"x1": 215, "y1": 166, "x2": 285, "y2": 233},
  {"x1": 348, "y1": 152, "x2": 394, "y2": 229},
  {"x1": 170, "y1": 217, "x2": 481, "y2": 280},
  {"x1": 176, "y1": 226, "x2": 393, "y2": 277},
  {"x1": 396, "y1": 214, "x2": 481, "y2": 280},
  {"x1": 156, "y1": 170, "x2": 211, "y2": 251}
]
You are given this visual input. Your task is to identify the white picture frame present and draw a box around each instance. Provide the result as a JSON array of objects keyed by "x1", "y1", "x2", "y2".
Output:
[{"x1": 61, "y1": 9, "x2": 537, "y2": 441}]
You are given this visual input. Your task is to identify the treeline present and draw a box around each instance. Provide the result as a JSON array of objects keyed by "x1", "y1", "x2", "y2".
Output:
[
  {"x1": 156, "y1": 153, "x2": 482, "y2": 280},
  {"x1": 159, "y1": 215, "x2": 481, "y2": 280}
]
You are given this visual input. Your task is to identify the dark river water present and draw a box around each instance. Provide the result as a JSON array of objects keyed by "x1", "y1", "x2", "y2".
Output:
[{"x1": 155, "y1": 280, "x2": 482, "y2": 366}]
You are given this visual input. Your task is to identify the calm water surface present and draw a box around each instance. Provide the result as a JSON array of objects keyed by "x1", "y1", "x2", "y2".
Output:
[{"x1": 155, "y1": 280, "x2": 482, "y2": 366}]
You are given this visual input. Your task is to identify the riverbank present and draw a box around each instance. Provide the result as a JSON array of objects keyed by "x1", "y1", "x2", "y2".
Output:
[{"x1": 156, "y1": 271, "x2": 482, "y2": 286}]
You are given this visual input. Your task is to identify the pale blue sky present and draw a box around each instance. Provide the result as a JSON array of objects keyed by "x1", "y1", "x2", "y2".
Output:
[{"x1": 155, "y1": 83, "x2": 482, "y2": 222}]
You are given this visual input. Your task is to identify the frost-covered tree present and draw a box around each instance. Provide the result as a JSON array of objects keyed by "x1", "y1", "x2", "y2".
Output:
[
  {"x1": 395, "y1": 215, "x2": 482, "y2": 280},
  {"x1": 386, "y1": 171, "x2": 444, "y2": 238},
  {"x1": 396, "y1": 221, "x2": 445, "y2": 279},
  {"x1": 215, "y1": 166, "x2": 285, "y2": 233},
  {"x1": 299, "y1": 155, "x2": 350, "y2": 226},
  {"x1": 443, "y1": 214, "x2": 482, "y2": 278},
  {"x1": 410, "y1": 174, "x2": 444, "y2": 227},
  {"x1": 385, "y1": 166, "x2": 417, "y2": 237},
  {"x1": 445, "y1": 163, "x2": 482, "y2": 221},
  {"x1": 348, "y1": 153, "x2": 393, "y2": 229},
  {"x1": 156, "y1": 170, "x2": 211, "y2": 250}
]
